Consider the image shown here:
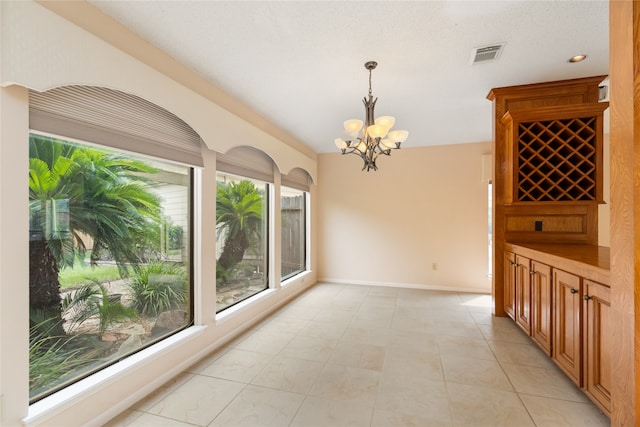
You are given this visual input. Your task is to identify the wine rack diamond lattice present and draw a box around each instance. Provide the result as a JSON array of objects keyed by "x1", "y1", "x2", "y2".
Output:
[{"x1": 517, "y1": 117, "x2": 597, "y2": 202}]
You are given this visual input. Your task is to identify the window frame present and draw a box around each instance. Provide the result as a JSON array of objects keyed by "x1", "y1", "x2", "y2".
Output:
[
  {"x1": 280, "y1": 186, "x2": 307, "y2": 282},
  {"x1": 214, "y1": 171, "x2": 271, "y2": 313},
  {"x1": 27, "y1": 131, "x2": 196, "y2": 403}
]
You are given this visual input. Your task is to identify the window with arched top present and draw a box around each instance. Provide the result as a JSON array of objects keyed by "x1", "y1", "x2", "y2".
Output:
[
  {"x1": 27, "y1": 86, "x2": 197, "y2": 402},
  {"x1": 215, "y1": 147, "x2": 274, "y2": 312}
]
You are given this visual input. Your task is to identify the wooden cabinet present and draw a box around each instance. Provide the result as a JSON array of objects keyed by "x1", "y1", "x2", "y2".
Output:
[
  {"x1": 488, "y1": 76, "x2": 618, "y2": 419},
  {"x1": 552, "y1": 269, "x2": 582, "y2": 385},
  {"x1": 504, "y1": 251, "x2": 516, "y2": 319},
  {"x1": 500, "y1": 103, "x2": 607, "y2": 247},
  {"x1": 505, "y1": 242, "x2": 611, "y2": 416},
  {"x1": 507, "y1": 254, "x2": 553, "y2": 356},
  {"x1": 514, "y1": 255, "x2": 531, "y2": 334},
  {"x1": 583, "y1": 280, "x2": 611, "y2": 415},
  {"x1": 501, "y1": 103, "x2": 608, "y2": 206},
  {"x1": 530, "y1": 261, "x2": 552, "y2": 355},
  {"x1": 488, "y1": 76, "x2": 607, "y2": 318}
]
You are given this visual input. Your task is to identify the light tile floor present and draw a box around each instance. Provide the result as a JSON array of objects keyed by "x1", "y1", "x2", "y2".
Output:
[{"x1": 105, "y1": 283, "x2": 610, "y2": 427}]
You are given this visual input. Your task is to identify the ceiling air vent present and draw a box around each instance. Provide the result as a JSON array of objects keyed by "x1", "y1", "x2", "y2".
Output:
[{"x1": 470, "y1": 43, "x2": 505, "y2": 65}]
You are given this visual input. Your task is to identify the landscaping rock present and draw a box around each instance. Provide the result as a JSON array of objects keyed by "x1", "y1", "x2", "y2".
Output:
[
  {"x1": 118, "y1": 323, "x2": 146, "y2": 336},
  {"x1": 101, "y1": 333, "x2": 117, "y2": 342},
  {"x1": 151, "y1": 310, "x2": 187, "y2": 336},
  {"x1": 114, "y1": 334, "x2": 143, "y2": 358}
]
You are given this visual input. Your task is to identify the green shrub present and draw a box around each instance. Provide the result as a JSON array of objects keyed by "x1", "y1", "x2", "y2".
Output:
[
  {"x1": 128, "y1": 262, "x2": 187, "y2": 316},
  {"x1": 62, "y1": 281, "x2": 138, "y2": 336},
  {"x1": 29, "y1": 318, "x2": 94, "y2": 395}
]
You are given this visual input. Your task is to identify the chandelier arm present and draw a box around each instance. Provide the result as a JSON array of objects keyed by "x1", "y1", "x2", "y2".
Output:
[
  {"x1": 372, "y1": 146, "x2": 388, "y2": 161},
  {"x1": 377, "y1": 142, "x2": 393, "y2": 156},
  {"x1": 341, "y1": 143, "x2": 375, "y2": 171},
  {"x1": 340, "y1": 146, "x2": 368, "y2": 163}
]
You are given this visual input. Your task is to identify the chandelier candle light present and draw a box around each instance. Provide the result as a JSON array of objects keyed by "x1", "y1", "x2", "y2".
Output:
[{"x1": 334, "y1": 61, "x2": 409, "y2": 171}]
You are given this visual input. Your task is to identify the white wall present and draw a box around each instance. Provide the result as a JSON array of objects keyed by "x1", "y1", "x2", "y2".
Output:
[
  {"x1": 0, "y1": 83, "x2": 31, "y2": 427},
  {"x1": 0, "y1": 2, "x2": 318, "y2": 426},
  {"x1": 317, "y1": 142, "x2": 493, "y2": 293}
]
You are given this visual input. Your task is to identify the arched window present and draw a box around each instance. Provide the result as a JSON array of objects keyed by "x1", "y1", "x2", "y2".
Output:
[
  {"x1": 216, "y1": 146, "x2": 274, "y2": 312},
  {"x1": 28, "y1": 86, "x2": 198, "y2": 402}
]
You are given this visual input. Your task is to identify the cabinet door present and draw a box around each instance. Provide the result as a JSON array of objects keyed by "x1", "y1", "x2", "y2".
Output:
[
  {"x1": 504, "y1": 252, "x2": 517, "y2": 319},
  {"x1": 583, "y1": 280, "x2": 611, "y2": 415},
  {"x1": 531, "y1": 261, "x2": 552, "y2": 355},
  {"x1": 552, "y1": 269, "x2": 582, "y2": 385},
  {"x1": 514, "y1": 255, "x2": 531, "y2": 334}
]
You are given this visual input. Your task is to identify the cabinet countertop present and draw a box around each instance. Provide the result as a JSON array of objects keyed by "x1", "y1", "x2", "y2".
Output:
[{"x1": 504, "y1": 243, "x2": 610, "y2": 285}]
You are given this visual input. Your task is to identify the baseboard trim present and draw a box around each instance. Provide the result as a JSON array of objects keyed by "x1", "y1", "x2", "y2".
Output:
[{"x1": 317, "y1": 278, "x2": 490, "y2": 294}]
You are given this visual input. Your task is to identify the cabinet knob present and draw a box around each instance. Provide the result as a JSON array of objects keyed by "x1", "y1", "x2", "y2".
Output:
[
  {"x1": 530, "y1": 270, "x2": 536, "y2": 276},
  {"x1": 583, "y1": 294, "x2": 592, "y2": 300},
  {"x1": 570, "y1": 288, "x2": 578, "y2": 294}
]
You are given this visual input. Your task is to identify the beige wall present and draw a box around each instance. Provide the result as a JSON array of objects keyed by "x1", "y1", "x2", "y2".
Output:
[{"x1": 317, "y1": 142, "x2": 493, "y2": 293}]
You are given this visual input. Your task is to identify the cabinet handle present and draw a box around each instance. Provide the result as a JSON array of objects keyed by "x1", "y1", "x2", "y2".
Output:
[
  {"x1": 570, "y1": 288, "x2": 578, "y2": 294},
  {"x1": 583, "y1": 294, "x2": 592, "y2": 301},
  {"x1": 530, "y1": 270, "x2": 536, "y2": 276}
]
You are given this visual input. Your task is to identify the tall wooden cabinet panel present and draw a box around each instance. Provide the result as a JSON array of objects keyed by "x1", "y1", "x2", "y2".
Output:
[
  {"x1": 583, "y1": 280, "x2": 611, "y2": 415},
  {"x1": 530, "y1": 261, "x2": 552, "y2": 355},
  {"x1": 514, "y1": 255, "x2": 531, "y2": 334},
  {"x1": 552, "y1": 269, "x2": 582, "y2": 385},
  {"x1": 487, "y1": 76, "x2": 606, "y2": 318},
  {"x1": 504, "y1": 251, "x2": 516, "y2": 319}
]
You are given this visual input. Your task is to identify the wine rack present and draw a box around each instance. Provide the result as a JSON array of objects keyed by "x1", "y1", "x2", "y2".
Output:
[
  {"x1": 517, "y1": 117, "x2": 597, "y2": 202},
  {"x1": 502, "y1": 103, "x2": 608, "y2": 205}
]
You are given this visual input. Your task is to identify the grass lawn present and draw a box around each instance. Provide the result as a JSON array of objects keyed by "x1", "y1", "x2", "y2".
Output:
[{"x1": 58, "y1": 263, "x2": 122, "y2": 289}]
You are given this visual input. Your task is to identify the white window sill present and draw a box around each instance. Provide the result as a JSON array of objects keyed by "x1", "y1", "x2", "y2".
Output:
[
  {"x1": 215, "y1": 288, "x2": 277, "y2": 323},
  {"x1": 281, "y1": 270, "x2": 312, "y2": 287},
  {"x1": 24, "y1": 325, "x2": 207, "y2": 427},
  {"x1": 215, "y1": 271, "x2": 313, "y2": 322}
]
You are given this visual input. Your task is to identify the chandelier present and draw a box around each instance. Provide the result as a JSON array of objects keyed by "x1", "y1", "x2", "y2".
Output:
[{"x1": 334, "y1": 61, "x2": 409, "y2": 171}]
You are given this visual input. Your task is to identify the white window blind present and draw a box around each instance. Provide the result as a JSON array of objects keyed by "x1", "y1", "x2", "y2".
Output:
[
  {"x1": 29, "y1": 86, "x2": 204, "y2": 167},
  {"x1": 281, "y1": 167, "x2": 312, "y2": 191},
  {"x1": 216, "y1": 146, "x2": 275, "y2": 183}
]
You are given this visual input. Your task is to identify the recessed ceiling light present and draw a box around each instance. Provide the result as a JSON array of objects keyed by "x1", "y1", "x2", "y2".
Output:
[{"x1": 568, "y1": 54, "x2": 587, "y2": 63}]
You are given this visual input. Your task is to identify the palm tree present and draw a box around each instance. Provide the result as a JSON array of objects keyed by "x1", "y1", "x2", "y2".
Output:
[
  {"x1": 29, "y1": 134, "x2": 161, "y2": 326},
  {"x1": 216, "y1": 180, "x2": 264, "y2": 272}
]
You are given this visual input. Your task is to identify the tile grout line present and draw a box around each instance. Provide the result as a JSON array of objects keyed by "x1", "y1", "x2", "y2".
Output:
[{"x1": 482, "y1": 327, "x2": 539, "y2": 426}]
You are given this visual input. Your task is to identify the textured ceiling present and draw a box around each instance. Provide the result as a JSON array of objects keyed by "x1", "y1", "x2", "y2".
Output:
[{"x1": 90, "y1": 1, "x2": 609, "y2": 153}]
